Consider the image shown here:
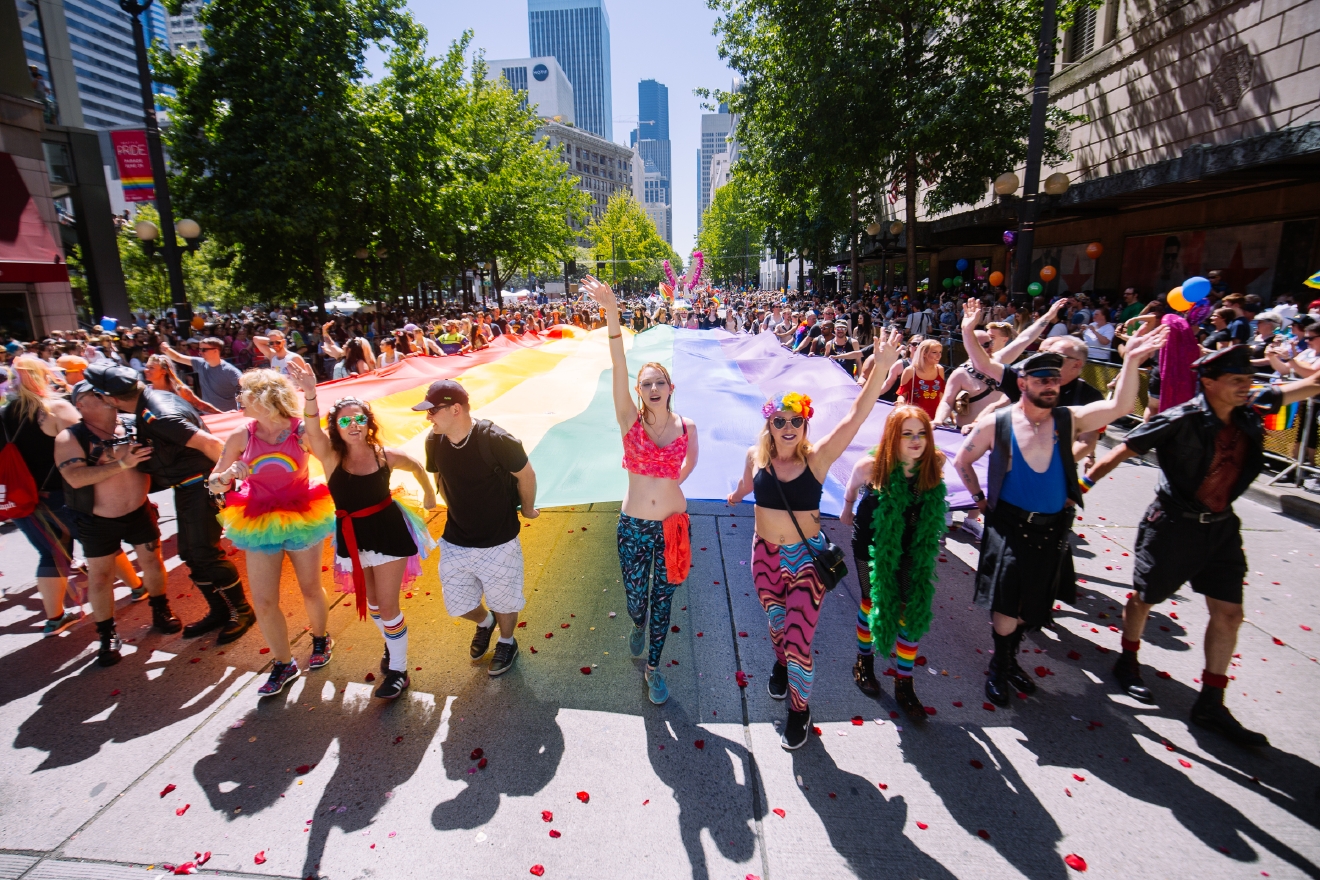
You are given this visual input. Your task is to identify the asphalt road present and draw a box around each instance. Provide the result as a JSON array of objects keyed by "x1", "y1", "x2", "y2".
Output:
[{"x1": 0, "y1": 457, "x2": 1317, "y2": 880}]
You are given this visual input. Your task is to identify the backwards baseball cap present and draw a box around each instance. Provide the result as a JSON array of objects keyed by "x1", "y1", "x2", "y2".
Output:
[
  {"x1": 1018, "y1": 351, "x2": 1064, "y2": 378},
  {"x1": 1192, "y1": 344, "x2": 1254, "y2": 378},
  {"x1": 84, "y1": 361, "x2": 141, "y2": 396},
  {"x1": 69, "y1": 380, "x2": 96, "y2": 405},
  {"x1": 411, "y1": 379, "x2": 469, "y2": 410}
]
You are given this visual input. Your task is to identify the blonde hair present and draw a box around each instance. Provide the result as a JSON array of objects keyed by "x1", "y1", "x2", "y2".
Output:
[
  {"x1": 985, "y1": 321, "x2": 1015, "y2": 338},
  {"x1": 239, "y1": 369, "x2": 299, "y2": 419},
  {"x1": 914, "y1": 338, "x2": 943, "y2": 367},
  {"x1": 635, "y1": 362, "x2": 674, "y2": 425},
  {"x1": 753, "y1": 415, "x2": 812, "y2": 469},
  {"x1": 10, "y1": 355, "x2": 53, "y2": 421}
]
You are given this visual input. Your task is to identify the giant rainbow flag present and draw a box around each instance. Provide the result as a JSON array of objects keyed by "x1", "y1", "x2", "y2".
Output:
[{"x1": 203, "y1": 327, "x2": 982, "y2": 514}]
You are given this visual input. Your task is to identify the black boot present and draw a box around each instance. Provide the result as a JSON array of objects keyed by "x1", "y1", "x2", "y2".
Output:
[
  {"x1": 768, "y1": 661, "x2": 788, "y2": 700},
  {"x1": 96, "y1": 618, "x2": 122, "y2": 667},
  {"x1": 853, "y1": 654, "x2": 880, "y2": 697},
  {"x1": 215, "y1": 581, "x2": 256, "y2": 645},
  {"x1": 148, "y1": 594, "x2": 182, "y2": 634},
  {"x1": 781, "y1": 706, "x2": 811, "y2": 750},
  {"x1": 985, "y1": 631, "x2": 1013, "y2": 707},
  {"x1": 894, "y1": 675, "x2": 927, "y2": 720},
  {"x1": 1112, "y1": 652, "x2": 1154, "y2": 703},
  {"x1": 182, "y1": 584, "x2": 229, "y2": 638},
  {"x1": 1190, "y1": 688, "x2": 1268, "y2": 748},
  {"x1": 1002, "y1": 626, "x2": 1038, "y2": 695}
]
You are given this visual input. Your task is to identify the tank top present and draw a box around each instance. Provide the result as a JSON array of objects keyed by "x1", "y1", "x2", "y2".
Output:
[
  {"x1": 239, "y1": 418, "x2": 311, "y2": 515},
  {"x1": 998, "y1": 428, "x2": 1066, "y2": 514},
  {"x1": 268, "y1": 351, "x2": 292, "y2": 374},
  {"x1": 326, "y1": 455, "x2": 416, "y2": 558},
  {"x1": 753, "y1": 464, "x2": 824, "y2": 511},
  {"x1": 898, "y1": 368, "x2": 944, "y2": 420},
  {"x1": 622, "y1": 416, "x2": 687, "y2": 479},
  {"x1": 1, "y1": 403, "x2": 60, "y2": 492}
]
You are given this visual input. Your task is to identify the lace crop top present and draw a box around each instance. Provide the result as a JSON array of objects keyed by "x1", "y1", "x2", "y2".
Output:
[{"x1": 622, "y1": 416, "x2": 688, "y2": 480}]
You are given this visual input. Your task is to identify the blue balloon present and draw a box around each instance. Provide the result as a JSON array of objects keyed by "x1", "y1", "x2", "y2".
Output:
[
  {"x1": 1182, "y1": 276, "x2": 1211, "y2": 302},
  {"x1": 956, "y1": 258, "x2": 969, "y2": 272},
  {"x1": 99, "y1": 316, "x2": 118, "y2": 332}
]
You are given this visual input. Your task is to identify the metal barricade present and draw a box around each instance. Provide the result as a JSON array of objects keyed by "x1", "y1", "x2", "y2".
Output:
[{"x1": 1268, "y1": 396, "x2": 1319, "y2": 487}]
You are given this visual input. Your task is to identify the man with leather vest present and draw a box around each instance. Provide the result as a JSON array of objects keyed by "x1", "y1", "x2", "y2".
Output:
[
  {"x1": 83, "y1": 362, "x2": 254, "y2": 643},
  {"x1": 54, "y1": 381, "x2": 181, "y2": 666},
  {"x1": 1085, "y1": 345, "x2": 1320, "y2": 746},
  {"x1": 953, "y1": 328, "x2": 1168, "y2": 707}
]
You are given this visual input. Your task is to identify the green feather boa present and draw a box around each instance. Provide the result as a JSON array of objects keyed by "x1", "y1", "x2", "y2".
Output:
[{"x1": 868, "y1": 464, "x2": 948, "y2": 655}]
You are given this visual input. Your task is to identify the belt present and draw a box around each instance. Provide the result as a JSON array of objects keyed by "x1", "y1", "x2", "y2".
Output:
[
  {"x1": 991, "y1": 500, "x2": 1071, "y2": 528},
  {"x1": 336, "y1": 496, "x2": 396, "y2": 620},
  {"x1": 171, "y1": 473, "x2": 207, "y2": 489},
  {"x1": 1157, "y1": 495, "x2": 1234, "y2": 524}
]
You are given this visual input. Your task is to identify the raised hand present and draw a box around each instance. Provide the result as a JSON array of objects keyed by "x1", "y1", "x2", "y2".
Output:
[
  {"x1": 285, "y1": 358, "x2": 317, "y2": 395},
  {"x1": 1124, "y1": 324, "x2": 1170, "y2": 365},
  {"x1": 962, "y1": 298, "x2": 983, "y2": 332},
  {"x1": 580, "y1": 275, "x2": 617, "y2": 310}
]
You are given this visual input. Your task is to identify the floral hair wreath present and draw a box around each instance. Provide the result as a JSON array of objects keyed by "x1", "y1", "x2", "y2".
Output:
[{"x1": 762, "y1": 392, "x2": 814, "y2": 421}]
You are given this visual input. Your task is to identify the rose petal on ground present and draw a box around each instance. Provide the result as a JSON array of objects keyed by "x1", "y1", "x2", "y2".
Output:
[
  {"x1": 694, "y1": 739, "x2": 705, "y2": 749},
  {"x1": 916, "y1": 822, "x2": 928, "y2": 830},
  {"x1": 560, "y1": 623, "x2": 570, "y2": 629},
  {"x1": 1156, "y1": 670, "x2": 1171, "y2": 679},
  {"x1": 470, "y1": 748, "x2": 484, "y2": 760},
  {"x1": 549, "y1": 829, "x2": 561, "y2": 838},
  {"x1": 160, "y1": 784, "x2": 176, "y2": 797},
  {"x1": 478, "y1": 758, "x2": 488, "y2": 768},
  {"x1": 1067, "y1": 650, "x2": 1081, "y2": 660},
  {"x1": 1064, "y1": 853, "x2": 1087, "y2": 872},
  {"x1": 580, "y1": 667, "x2": 592, "y2": 675},
  {"x1": 1301, "y1": 625, "x2": 1312, "y2": 631},
  {"x1": 175, "y1": 804, "x2": 190, "y2": 816},
  {"x1": 365, "y1": 672, "x2": 376, "y2": 682},
  {"x1": 517, "y1": 621, "x2": 527, "y2": 628},
  {"x1": 172, "y1": 862, "x2": 196, "y2": 875},
  {"x1": 529, "y1": 866, "x2": 544, "y2": 877},
  {"x1": 542, "y1": 810, "x2": 553, "y2": 822},
  {"x1": 924, "y1": 706, "x2": 937, "y2": 715},
  {"x1": 295, "y1": 765, "x2": 314, "y2": 775},
  {"x1": 1273, "y1": 637, "x2": 1285, "y2": 646},
  {"x1": 977, "y1": 829, "x2": 990, "y2": 840},
  {"x1": 110, "y1": 689, "x2": 121, "y2": 697},
  {"x1": 1073, "y1": 774, "x2": 1085, "y2": 782},
  {"x1": 771, "y1": 807, "x2": 787, "y2": 818},
  {"x1": 545, "y1": 633, "x2": 553, "y2": 639},
  {"x1": 576, "y1": 791, "x2": 590, "y2": 804},
  {"x1": 851, "y1": 716, "x2": 864, "y2": 725},
  {"x1": 812, "y1": 726, "x2": 823, "y2": 736},
  {"x1": 738, "y1": 631, "x2": 748, "y2": 637},
  {"x1": 696, "y1": 632, "x2": 703, "y2": 637},
  {"x1": 253, "y1": 852, "x2": 266, "y2": 865},
  {"x1": 530, "y1": 647, "x2": 538, "y2": 653},
  {"x1": 735, "y1": 671, "x2": 749, "y2": 687},
  {"x1": 1178, "y1": 759, "x2": 1192, "y2": 768},
  {"x1": 877, "y1": 782, "x2": 888, "y2": 790},
  {"x1": 952, "y1": 701, "x2": 963, "y2": 707},
  {"x1": 982, "y1": 702, "x2": 996, "y2": 711},
  {"x1": 258, "y1": 648, "x2": 270, "y2": 654},
  {"x1": 394, "y1": 736, "x2": 403, "y2": 744}
]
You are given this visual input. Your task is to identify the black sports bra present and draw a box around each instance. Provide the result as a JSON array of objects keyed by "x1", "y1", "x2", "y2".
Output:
[{"x1": 753, "y1": 464, "x2": 824, "y2": 511}]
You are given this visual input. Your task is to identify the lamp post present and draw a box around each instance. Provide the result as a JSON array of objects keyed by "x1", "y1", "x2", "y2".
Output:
[
  {"x1": 134, "y1": 218, "x2": 200, "y2": 312},
  {"x1": 120, "y1": 0, "x2": 190, "y2": 323},
  {"x1": 476, "y1": 260, "x2": 488, "y2": 309}
]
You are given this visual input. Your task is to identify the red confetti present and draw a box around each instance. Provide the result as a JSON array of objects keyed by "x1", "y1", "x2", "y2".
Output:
[
  {"x1": 1156, "y1": 671, "x2": 1171, "y2": 679},
  {"x1": 738, "y1": 631, "x2": 748, "y2": 637},
  {"x1": 160, "y1": 784, "x2": 176, "y2": 797},
  {"x1": 851, "y1": 716, "x2": 864, "y2": 725},
  {"x1": 176, "y1": 804, "x2": 190, "y2": 816},
  {"x1": 541, "y1": 809, "x2": 554, "y2": 822},
  {"x1": 924, "y1": 706, "x2": 937, "y2": 715},
  {"x1": 671, "y1": 625, "x2": 680, "y2": 633},
  {"x1": 694, "y1": 739, "x2": 705, "y2": 749},
  {"x1": 970, "y1": 760, "x2": 984, "y2": 769},
  {"x1": 772, "y1": 808, "x2": 786, "y2": 818},
  {"x1": 952, "y1": 701, "x2": 963, "y2": 707},
  {"x1": 365, "y1": 673, "x2": 376, "y2": 682},
  {"x1": 549, "y1": 830, "x2": 561, "y2": 838},
  {"x1": 258, "y1": 648, "x2": 270, "y2": 654},
  {"x1": 561, "y1": 623, "x2": 570, "y2": 629},
  {"x1": 916, "y1": 822, "x2": 928, "y2": 830},
  {"x1": 977, "y1": 829, "x2": 990, "y2": 840},
  {"x1": 1178, "y1": 759, "x2": 1192, "y2": 768},
  {"x1": 580, "y1": 667, "x2": 592, "y2": 675},
  {"x1": 1073, "y1": 774, "x2": 1086, "y2": 782},
  {"x1": 295, "y1": 764, "x2": 314, "y2": 775},
  {"x1": 478, "y1": 758, "x2": 488, "y2": 769},
  {"x1": 471, "y1": 748, "x2": 484, "y2": 760},
  {"x1": 877, "y1": 783, "x2": 888, "y2": 790},
  {"x1": 517, "y1": 621, "x2": 527, "y2": 628},
  {"x1": 1064, "y1": 853, "x2": 1088, "y2": 872},
  {"x1": 812, "y1": 726, "x2": 823, "y2": 736},
  {"x1": 110, "y1": 689, "x2": 121, "y2": 697},
  {"x1": 529, "y1": 866, "x2": 544, "y2": 877},
  {"x1": 982, "y1": 702, "x2": 996, "y2": 712},
  {"x1": 1067, "y1": 650, "x2": 1081, "y2": 660},
  {"x1": 735, "y1": 671, "x2": 749, "y2": 688},
  {"x1": 576, "y1": 791, "x2": 590, "y2": 803}
]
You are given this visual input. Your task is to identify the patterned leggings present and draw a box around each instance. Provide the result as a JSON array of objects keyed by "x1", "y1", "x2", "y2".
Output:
[
  {"x1": 617, "y1": 513, "x2": 679, "y2": 668},
  {"x1": 753, "y1": 533, "x2": 829, "y2": 712}
]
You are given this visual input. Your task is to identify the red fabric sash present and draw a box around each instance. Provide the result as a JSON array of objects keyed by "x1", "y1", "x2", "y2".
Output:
[
  {"x1": 336, "y1": 497, "x2": 395, "y2": 619},
  {"x1": 662, "y1": 512, "x2": 691, "y2": 583}
]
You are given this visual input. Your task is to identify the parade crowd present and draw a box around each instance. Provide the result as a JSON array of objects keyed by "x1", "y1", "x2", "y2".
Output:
[{"x1": 4, "y1": 269, "x2": 1320, "y2": 752}]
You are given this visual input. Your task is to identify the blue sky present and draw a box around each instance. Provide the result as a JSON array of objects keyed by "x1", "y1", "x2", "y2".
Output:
[{"x1": 403, "y1": 0, "x2": 734, "y2": 257}]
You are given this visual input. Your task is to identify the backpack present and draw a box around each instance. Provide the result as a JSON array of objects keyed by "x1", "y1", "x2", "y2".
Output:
[
  {"x1": 0, "y1": 415, "x2": 40, "y2": 520},
  {"x1": 425, "y1": 420, "x2": 522, "y2": 512}
]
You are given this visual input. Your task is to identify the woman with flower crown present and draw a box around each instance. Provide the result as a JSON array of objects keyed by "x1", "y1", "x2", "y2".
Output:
[
  {"x1": 583, "y1": 274, "x2": 700, "y2": 707},
  {"x1": 727, "y1": 327, "x2": 903, "y2": 749}
]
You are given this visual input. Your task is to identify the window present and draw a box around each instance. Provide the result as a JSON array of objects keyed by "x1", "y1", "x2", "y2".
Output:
[{"x1": 1067, "y1": 5, "x2": 1097, "y2": 62}]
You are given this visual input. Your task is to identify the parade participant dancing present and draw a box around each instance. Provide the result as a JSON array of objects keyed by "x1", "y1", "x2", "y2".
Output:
[
  {"x1": 210, "y1": 370, "x2": 337, "y2": 696},
  {"x1": 855, "y1": 406, "x2": 948, "y2": 717},
  {"x1": 895, "y1": 339, "x2": 945, "y2": 419},
  {"x1": 85, "y1": 362, "x2": 255, "y2": 643},
  {"x1": 583, "y1": 276, "x2": 700, "y2": 705},
  {"x1": 953, "y1": 329, "x2": 1167, "y2": 707},
  {"x1": 1085, "y1": 346, "x2": 1320, "y2": 746},
  {"x1": 55, "y1": 382, "x2": 180, "y2": 666},
  {"x1": 727, "y1": 327, "x2": 902, "y2": 749},
  {"x1": 287, "y1": 361, "x2": 435, "y2": 699}
]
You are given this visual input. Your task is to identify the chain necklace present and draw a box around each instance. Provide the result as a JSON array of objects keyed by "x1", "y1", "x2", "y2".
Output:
[{"x1": 449, "y1": 421, "x2": 476, "y2": 449}]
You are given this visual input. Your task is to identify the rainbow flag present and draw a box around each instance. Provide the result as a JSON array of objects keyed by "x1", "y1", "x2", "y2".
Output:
[
  {"x1": 1263, "y1": 401, "x2": 1297, "y2": 432},
  {"x1": 203, "y1": 327, "x2": 984, "y2": 512}
]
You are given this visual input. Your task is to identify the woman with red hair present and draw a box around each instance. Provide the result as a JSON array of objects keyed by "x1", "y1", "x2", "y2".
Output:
[{"x1": 855, "y1": 405, "x2": 948, "y2": 718}]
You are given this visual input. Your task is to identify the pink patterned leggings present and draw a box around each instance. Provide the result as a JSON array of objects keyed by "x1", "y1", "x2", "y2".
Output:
[{"x1": 753, "y1": 533, "x2": 829, "y2": 712}]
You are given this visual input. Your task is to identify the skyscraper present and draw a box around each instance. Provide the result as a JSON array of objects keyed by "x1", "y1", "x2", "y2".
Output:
[
  {"x1": 633, "y1": 79, "x2": 671, "y2": 244},
  {"x1": 528, "y1": 0, "x2": 613, "y2": 141},
  {"x1": 698, "y1": 107, "x2": 731, "y2": 233}
]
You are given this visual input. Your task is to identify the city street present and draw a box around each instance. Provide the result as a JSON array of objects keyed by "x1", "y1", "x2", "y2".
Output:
[{"x1": 1, "y1": 459, "x2": 1317, "y2": 880}]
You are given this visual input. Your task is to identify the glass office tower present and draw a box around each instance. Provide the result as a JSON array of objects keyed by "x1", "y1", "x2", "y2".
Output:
[{"x1": 528, "y1": 0, "x2": 613, "y2": 141}]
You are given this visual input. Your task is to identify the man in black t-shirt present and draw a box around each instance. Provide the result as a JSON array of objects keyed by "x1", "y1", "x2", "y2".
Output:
[{"x1": 417, "y1": 380, "x2": 538, "y2": 676}]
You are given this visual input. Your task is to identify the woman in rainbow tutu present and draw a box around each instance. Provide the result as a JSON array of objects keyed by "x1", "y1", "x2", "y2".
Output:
[
  {"x1": 209, "y1": 370, "x2": 336, "y2": 696},
  {"x1": 287, "y1": 360, "x2": 437, "y2": 700}
]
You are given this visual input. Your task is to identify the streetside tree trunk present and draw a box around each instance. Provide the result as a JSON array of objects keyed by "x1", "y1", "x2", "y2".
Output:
[
  {"x1": 905, "y1": 149, "x2": 918, "y2": 303},
  {"x1": 850, "y1": 190, "x2": 859, "y2": 297},
  {"x1": 312, "y1": 242, "x2": 327, "y2": 326}
]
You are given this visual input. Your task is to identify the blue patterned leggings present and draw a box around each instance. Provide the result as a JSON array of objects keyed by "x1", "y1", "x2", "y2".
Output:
[{"x1": 617, "y1": 513, "x2": 679, "y2": 668}]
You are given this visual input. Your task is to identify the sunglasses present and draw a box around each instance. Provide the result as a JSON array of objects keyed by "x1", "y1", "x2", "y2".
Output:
[
  {"x1": 337, "y1": 413, "x2": 368, "y2": 428},
  {"x1": 772, "y1": 416, "x2": 805, "y2": 429}
]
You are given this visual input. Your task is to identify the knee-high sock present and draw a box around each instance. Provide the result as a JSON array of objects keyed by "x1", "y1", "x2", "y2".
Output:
[
  {"x1": 892, "y1": 624, "x2": 919, "y2": 678},
  {"x1": 381, "y1": 612, "x2": 408, "y2": 672},
  {"x1": 856, "y1": 594, "x2": 873, "y2": 656}
]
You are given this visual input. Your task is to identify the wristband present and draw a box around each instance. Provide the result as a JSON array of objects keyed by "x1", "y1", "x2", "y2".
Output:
[
  {"x1": 608, "y1": 332, "x2": 622, "y2": 339},
  {"x1": 1078, "y1": 475, "x2": 1095, "y2": 494}
]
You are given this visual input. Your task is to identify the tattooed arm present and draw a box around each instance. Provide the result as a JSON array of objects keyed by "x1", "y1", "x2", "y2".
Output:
[{"x1": 953, "y1": 413, "x2": 995, "y2": 513}]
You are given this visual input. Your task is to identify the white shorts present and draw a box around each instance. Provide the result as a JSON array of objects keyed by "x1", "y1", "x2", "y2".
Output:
[{"x1": 438, "y1": 536, "x2": 526, "y2": 615}]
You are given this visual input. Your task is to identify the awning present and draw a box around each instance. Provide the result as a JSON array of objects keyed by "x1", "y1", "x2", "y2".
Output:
[{"x1": 0, "y1": 151, "x2": 70, "y2": 284}]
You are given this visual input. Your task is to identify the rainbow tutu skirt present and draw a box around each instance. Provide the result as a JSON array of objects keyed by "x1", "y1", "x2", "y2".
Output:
[{"x1": 219, "y1": 482, "x2": 335, "y2": 554}]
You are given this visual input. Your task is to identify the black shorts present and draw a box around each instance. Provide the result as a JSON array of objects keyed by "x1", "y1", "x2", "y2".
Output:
[
  {"x1": 1147, "y1": 370, "x2": 1162, "y2": 399},
  {"x1": 1132, "y1": 500, "x2": 1245, "y2": 605},
  {"x1": 74, "y1": 502, "x2": 159, "y2": 559}
]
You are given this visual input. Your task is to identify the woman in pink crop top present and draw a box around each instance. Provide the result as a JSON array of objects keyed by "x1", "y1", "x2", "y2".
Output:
[{"x1": 584, "y1": 276, "x2": 700, "y2": 707}]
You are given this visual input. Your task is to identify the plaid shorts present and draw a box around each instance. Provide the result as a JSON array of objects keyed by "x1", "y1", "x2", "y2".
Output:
[{"x1": 437, "y1": 536, "x2": 526, "y2": 615}]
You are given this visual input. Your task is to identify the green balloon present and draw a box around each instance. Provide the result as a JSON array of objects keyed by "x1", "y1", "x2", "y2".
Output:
[
  {"x1": 1027, "y1": 281, "x2": 1044, "y2": 296},
  {"x1": 942, "y1": 277, "x2": 954, "y2": 289},
  {"x1": 953, "y1": 276, "x2": 963, "y2": 286}
]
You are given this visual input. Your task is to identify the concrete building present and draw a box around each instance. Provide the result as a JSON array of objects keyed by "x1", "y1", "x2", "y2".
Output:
[
  {"x1": 910, "y1": 0, "x2": 1320, "y2": 305},
  {"x1": 528, "y1": 0, "x2": 612, "y2": 141},
  {"x1": 167, "y1": 0, "x2": 206, "y2": 53},
  {"x1": 486, "y1": 56, "x2": 575, "y2": 124},
  {"x1": 537, "y1": 119, "x2": 633, "y2": 225},
  {"x1": 631, "y1": 79, "x2": 671, "y2": 244},
  {"x1": 698, "y1": 107, "x2": 730, "y2": 232}
]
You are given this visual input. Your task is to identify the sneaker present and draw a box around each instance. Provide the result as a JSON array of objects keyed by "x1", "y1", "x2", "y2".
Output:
[
  {"x1": 374, "y1": 669, "x2": 410, "y2": 699},
  {"x1": 42, "y1": 611, "x2": 79, "y2": 638},
  {"x1": 257, "y1": 659, "x2": 300, "y2": 696},
  {"x1": 645, "y1": 668, "x2": 669, "y2": 705},
  {"x1": 380, "y1": 644, "x2": 390, "y2": 673},
  {"x1": 308, "y1": 635, "x2": 334, "y2": 670},
  {"x1": 470, "y1": 618, "x2": 496, "y2": 659},
  {"x1": 767, "y1": 661, "x2": 788, "y2": 700},
  {"x1": 960, "y1": 517, "x2": 984, "y2": 540},
  {"x1": 488, "y1": 639, "x2": 518, "y2": 677},
  {"x1": 629, "y1": 624, "x2": 645, "y2": 657},
  {"x1": 781, "y1": 707, "x2": 811, "y2": 750},
  {"x1": 129, "y1": 585, "x2": 148, "y2": 602},
  {"x1": 1190, "y1": 699, "x2": 1269, "y2": 748}
]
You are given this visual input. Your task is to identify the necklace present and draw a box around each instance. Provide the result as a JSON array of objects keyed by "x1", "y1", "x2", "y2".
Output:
[{"x1": 449, "y1": 421, "x2": 476, "y2": 449}]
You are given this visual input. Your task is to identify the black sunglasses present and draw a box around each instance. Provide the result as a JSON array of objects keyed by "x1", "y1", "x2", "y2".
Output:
[{"x1": 772, "y1": 416, "x2": 805, "y2": 429}]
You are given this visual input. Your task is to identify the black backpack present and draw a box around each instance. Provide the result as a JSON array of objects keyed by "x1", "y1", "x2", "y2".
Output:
[{"x1": 425, "y1": 420, "x2": 521, "y2": 511}]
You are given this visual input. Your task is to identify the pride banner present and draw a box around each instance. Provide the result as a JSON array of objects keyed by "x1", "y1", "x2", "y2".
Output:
[
  {"x1": 110, "y1": 130, "x2": 154, "y2": 202},
  {"x1": 203, "y1": 327, "x2": 982, "y2": 514}
]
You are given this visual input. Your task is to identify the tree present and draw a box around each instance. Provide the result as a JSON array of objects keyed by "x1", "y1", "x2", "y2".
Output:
[
  {"x1": 699, "y1": 176, "x2": 764, "y2": 287},
  {"x1": 112, "y1": 205, "x2": 242, "y2": 314},
  {"x1": 584, "y1": 192, "x2": 677, "y2": 293}
]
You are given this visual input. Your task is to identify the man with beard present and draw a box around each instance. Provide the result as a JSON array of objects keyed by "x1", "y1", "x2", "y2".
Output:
[
  {"x1": 1084, "y1": 346, "x2": 1320, "y2": 746},
  {"x1": 953, "y1": 328, "x2": 1168, "y2": 707}
]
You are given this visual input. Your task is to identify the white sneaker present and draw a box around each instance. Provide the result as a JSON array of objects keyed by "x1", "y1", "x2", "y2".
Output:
[{"x1": 961, "y1": 516, "x2": 984, "y2": 540}]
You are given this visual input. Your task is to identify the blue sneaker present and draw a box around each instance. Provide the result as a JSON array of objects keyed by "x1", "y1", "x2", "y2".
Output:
[
  {"x1": 629, "y1": 624, "x2": 645, "y2": 657},
  {"x1": 645, "y1": 668, "x2": 669, "y2": 705},
  {"x1": 257, "y1": 659, "x2": 300, "y2": 696},
  {"x1": 42, "y1": 611, "x2": 79, "y2": 637},
  {"x1": 129, "y1": 585, "x2": 148, "y2": 602}
]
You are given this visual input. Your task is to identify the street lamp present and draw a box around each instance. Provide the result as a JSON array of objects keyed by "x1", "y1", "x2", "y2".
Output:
[
  {"x1": 119, "y1": 0, "x2": 190, "y2": 323},
  {"x1": 476, "y1": 260, "x2": 488, "y2": 308}
]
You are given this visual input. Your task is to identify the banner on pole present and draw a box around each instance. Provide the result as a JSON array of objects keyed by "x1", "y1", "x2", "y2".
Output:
[{"x1": 110, "y1": 130, "x2": 155, "y2": 202}]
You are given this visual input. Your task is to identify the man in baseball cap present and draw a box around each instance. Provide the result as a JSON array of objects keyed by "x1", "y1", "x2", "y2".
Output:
[{"x1": 411, "y1": 379, "x2": 469, "y2": 411}]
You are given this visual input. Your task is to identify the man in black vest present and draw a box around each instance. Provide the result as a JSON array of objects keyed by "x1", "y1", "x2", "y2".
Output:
[
  {"x1": 84, "y1": 362, "x2": 254, "y2": 643},
  {"x1": 953, "y1": 328, "x2": 1168, "y2": 707},
  {"x1": 1085, "y1": 346, "x2": 1320, "y2": 746}
]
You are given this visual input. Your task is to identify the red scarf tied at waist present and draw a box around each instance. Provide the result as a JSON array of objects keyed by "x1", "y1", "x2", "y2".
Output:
[
  {"x1": 663, "y1": 512, "x2": 691, "y2": 583},
  {"x1": 336, "y1": 497, "x2": 395, "y2": 619}
]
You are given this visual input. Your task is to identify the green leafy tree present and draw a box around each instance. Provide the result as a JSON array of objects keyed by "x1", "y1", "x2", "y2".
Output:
[
  {"x1": 584, "y1": 192, "x2": 677, "y2": 293},
  {"x1": 699, "y1": 177, "x2": 764, "y2": 286},
  {"x1": 113, "y1": 205, "x2": 243, "y2": 313}
]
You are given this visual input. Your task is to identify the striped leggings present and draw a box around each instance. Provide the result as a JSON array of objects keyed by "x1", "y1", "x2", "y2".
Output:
[
  {"x1": 754, "y1": 533, "x2": 828, "y2": 712},
  {"x1": 855, "y1": 555, "x2": 918, "y2": 676}
]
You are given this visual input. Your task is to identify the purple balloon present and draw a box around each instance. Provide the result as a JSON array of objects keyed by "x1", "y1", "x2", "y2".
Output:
[{"x1": 1002, "y1": 230, "x2": 1016, "y2": 247}]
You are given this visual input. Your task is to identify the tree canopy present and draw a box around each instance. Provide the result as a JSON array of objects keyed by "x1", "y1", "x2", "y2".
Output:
[
  {"x1": 698, "y1": 177, "x2": 763, "y2": 286},
  {"x1": 584, "y1": 192, "x2": 679, "y2": 292}
]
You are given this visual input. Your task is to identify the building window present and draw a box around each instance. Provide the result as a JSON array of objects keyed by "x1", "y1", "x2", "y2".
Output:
[{"x1": 1067, "y1": 5, "x2": 1098, "y2": 62}]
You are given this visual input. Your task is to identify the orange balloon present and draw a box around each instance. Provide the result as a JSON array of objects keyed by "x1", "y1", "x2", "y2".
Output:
[
  {"x1": 988, "y1": 271, "x2": 1004, "y2": 287},
  {"x1": 1086, "y1": 242, "x2": 1103, "y2": 260},
  {"x1": 1167, "y1": 288, "x2": 1191, "y2": 311},
  {"x1": 1039, "y1": 265, "x2": 1057, "y2": 282}
]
